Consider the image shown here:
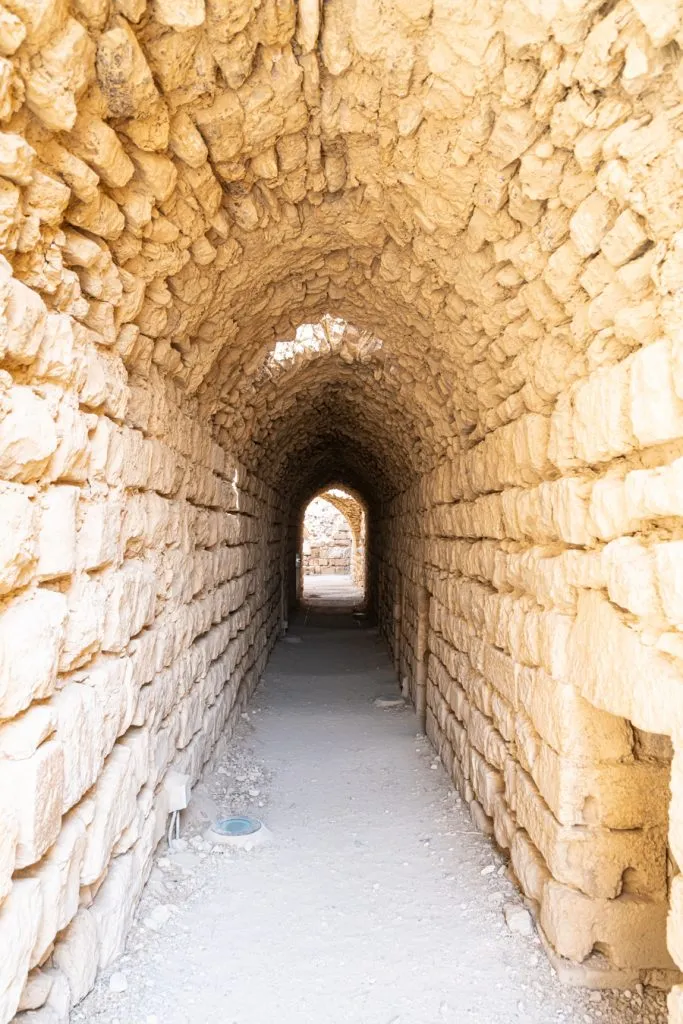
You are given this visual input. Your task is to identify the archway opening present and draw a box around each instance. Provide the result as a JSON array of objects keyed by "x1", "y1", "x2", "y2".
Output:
[{"x1": 298, "y1": 486, "x2": 367, "y2": 612}]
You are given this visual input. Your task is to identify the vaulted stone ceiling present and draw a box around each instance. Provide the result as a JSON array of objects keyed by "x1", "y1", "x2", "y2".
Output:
[{"x1": 8, "y1": 0, "x2": 673, "y2": 508}]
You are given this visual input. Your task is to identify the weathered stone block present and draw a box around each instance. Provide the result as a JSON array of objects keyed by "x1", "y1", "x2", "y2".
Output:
[
  {"x1": 514, "y1": 765, "x2": 666, "y2": 899},
  {"x1": 0, "y1": 878, "x2": 42, "y2": 1023},
  {"x1": 0, "y1": 590, "x2": 67, "y2": 718},
  {"x1": 52, "y1": 908, "x2": 98, "y2": 1004},
  {"x1": 1, "y1": 739, "x2": 64, "y2": 868},
  {"x1": 36, "y1": 486, "x2": 78, "y2": 581},
  {"x1": 0, "y1": 484, "x2": 36, "y2": 596},
  {"x1": 541, "y1": 879, "x2": 673, "y2": 968}
]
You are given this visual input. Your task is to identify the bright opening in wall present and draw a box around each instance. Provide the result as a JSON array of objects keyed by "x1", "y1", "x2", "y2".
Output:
[{"x1": 300, "y1": 488, "x2": 367, "y2": 609}]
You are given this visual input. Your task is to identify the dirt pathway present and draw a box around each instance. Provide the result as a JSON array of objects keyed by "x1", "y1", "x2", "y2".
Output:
[{"x1": 74, "y1": 602, "x2": 668, "y2": 1024}]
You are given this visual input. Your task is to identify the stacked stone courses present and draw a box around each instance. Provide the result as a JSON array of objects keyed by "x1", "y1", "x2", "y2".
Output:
[
  {"x1": 303, "y1": 495, "x2": 353, "y2": 574},
  {"x1": 2, "y1": 0, "x2": 683, "y2": 1018}
]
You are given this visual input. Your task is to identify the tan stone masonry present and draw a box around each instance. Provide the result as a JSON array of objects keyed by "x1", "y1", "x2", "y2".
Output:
[
  {"x1": 1, "y1": 0, "x2": 683, "y2": 1018},
  {"x1": 303, "y1": 494, "x2": 353, "y2": 575}
]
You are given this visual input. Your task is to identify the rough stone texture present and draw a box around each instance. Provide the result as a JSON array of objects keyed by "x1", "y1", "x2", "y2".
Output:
[
  {"x1": 303, "y1": 493, "x2": 356, "y2": 576},
  {"x1": 0, "y1": 0, "x2": 682, "y2": 1018}
]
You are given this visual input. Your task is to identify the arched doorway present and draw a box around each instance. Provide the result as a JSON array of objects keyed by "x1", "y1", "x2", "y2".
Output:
[{"x1": 299, "y1": 487, "x2": 367, "y2": 609}]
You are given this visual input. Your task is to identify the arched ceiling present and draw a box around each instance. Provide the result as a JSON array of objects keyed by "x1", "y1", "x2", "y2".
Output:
[
  {"x1": 4, "y1": 0, "x2": 675, "y2": 505},
  {"x1": 209, "y1": 315, "x2": 459, "y2": 500}
]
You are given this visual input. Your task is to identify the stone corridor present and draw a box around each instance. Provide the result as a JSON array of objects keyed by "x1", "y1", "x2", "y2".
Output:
[{"x1": 1, "y1": 0, "x2": 683, "y2": 1019}]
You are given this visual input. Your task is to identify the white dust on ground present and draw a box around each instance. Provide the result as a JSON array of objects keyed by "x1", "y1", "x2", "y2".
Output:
[{"x1": 73, "y1": 619, "x2": 668, "y2": 1024}]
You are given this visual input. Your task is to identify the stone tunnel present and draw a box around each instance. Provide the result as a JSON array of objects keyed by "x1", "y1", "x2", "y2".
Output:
[{"x1": 1, "y1": 0, "x2": 683, "y2": 1018}]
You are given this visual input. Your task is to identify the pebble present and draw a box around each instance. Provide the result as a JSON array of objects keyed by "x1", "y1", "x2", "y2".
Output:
[
  {"x1": 481, "y1": 864, "x2": 495, "y2": 876},
  {"x1": 143, "y1": 904, "x2": 174, "y2": 931},
  {"x1": 108, "y1": 972, "x2": 127, "y2": 994},
  {"x1": 503, "y1": 903, "x2": 534, "y2": 937}
]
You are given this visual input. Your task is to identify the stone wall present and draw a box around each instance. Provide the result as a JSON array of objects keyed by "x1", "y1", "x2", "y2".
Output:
[
  {"x1": 303, "y1": 495, "x2": 352, "y2": 575},
  {"x1": 0, "y1": 359, "x2": 282, "y2": 1021},
  {"x1": 323, "y1": 490, "x2": 366, "y2": 588},
  {"x1": 375, "y1": 417, "x2": 683, "y2": 988}
]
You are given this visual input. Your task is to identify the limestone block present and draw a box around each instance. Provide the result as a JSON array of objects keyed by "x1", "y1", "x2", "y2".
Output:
[
  {"x1": 568, "y1": 590, "x2": 683, "y2": 736},
  {"x1": 66, "y1": 192, "x2": 125, "y2": 239},
  {"x1": 296, "y1": 0, "x2": 320, "y2": 52},
  {"x1": 0, "y1": 794, "x2": 17, "y2": 902},
  {"x1": 154, "y1": 0, "x2": 204, "y2": 28},
  {"x1": 52, "y1": 683, "x2": 107, "y2": 812},
  {"x1": 169, "y1": 111, "x2": 208, "y2": 168},
  {"x1": 17, "y1": 968, "x2": 52, "y2": 1012},
  {"x1": 570, "y1": 192, "x2": 616, "y2": 256},
  {"x1": 510, "y1": 830, "x2": 550, "y2": 902},
  {"x1": 630, "y1": 340, "x2": 683, "y2": 447},
  {"x1": 67, "y1": 117, "x2": 134, "y2": 188},
  {"x1": 628, "y1": 0, "x2": 679, "y2": 45},
  {"x1": 670, "y1": 985, "x2": 683, "y2": 1024},
  {"x1": 33, "y1": 968, "x2": 70, "y2": 1022},
  {"x1": 193, "y1": 92, "x2": 244, "y2": 164},
  {"x1": 1, "y1": 271, "x2": 48, "y2": 366},
  {"x1": 90, "y1": 801, "x2": 162, "y2": 967},
  {"x1": 33, "y1": 314, "x2": 75, "y2": 384},
  {"x1": 514, "y1": 765, "x2": 666, "y2": 899},
  {"x1": 520, "y1": 667, "x2": 634, "y2": 765},
  {"x1": 88, "y1": 850, "x2": 137, "y2": 969},
  {"x1": 36, "y1": 486, "x2": 78, "y2": 581},
  {"x1": 128, "y1": 147, "x2": 177, "y2": 203},
  {"x1": 469, "y1": 746, "x2": 504, "y2": 817},
  {"x1": 600, "y1": 209, "x2": 649, "y2": 267},
  {"x1": 588, "y1": 474, "x2": 634, "y2": 541},
  {"x1": 101, "y1": 559, "x2": 156, "y2": 652},
  {"x1": 625, "y1": 457, "x2": 683, "y2": 521},
  {"x1": 0, "y1": 386, "x2": 57, "y2": 483},
  {"x1": 0, "y1": 589, "x2": 67, "y2": 718},
  {"x1": 0, "y1": 484, "x2": 36, "y2": 595},
  {"x1": 570, "y1": 362, "x2": 634, "y2": 465},
  {"x1": 59, "y1": 574, "x2": 106, "y2": 671},
  {"x1": 522, "y1": 732, "x2": 669, "y2": 828},
  {"x1": 1, "y1": 739, "x2": 64, "y2": 868},
  {"x1": 0, "y1": 878, "x2": 42, "y2": 1024},
  {"x1": 96, "y1": 17, "x2": 159, "y2": 119},
  {"x1": 653, "y1": 540, "x2": 683, "y2": 626},
  {"x1": 541, "y1": 879, "x2": 673, "y2": 968},
  {"x1": 81, "y1": 347, "x2": 128, "y2": 421},
  {"x1": 602, "y1": 536, "x2": 661, "y2": 619},
  {"x1": 103, "y1": 425, "x2": 151, "y2": 489},
  {"x1": 51, "y1": 909, "x2": 98, "y2": 1004},
  {"x1": 0, "y1": 132, "x2": 34, "y2": 185},
  {"x1": 47, "y1": 399, "x2": 91, "y2": 485},
  {"x1": 82, "y1": 655, "x2": 136, "y2": 752},
  {"x1": 24, "y1": 810, "x2": 88, "y2": 967},
  {"x1": 81, "y1": 740, "x2": 146, "y2": 884},
  {"x1": 0, "y1": 705, "x2": 55, "y2": 759},
  {"x1": 76, "y1": 497, "x2": 121, "y2": 572},
  {"x1": 24, "y1": 17, "x2": 95, "y2": 132}
]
